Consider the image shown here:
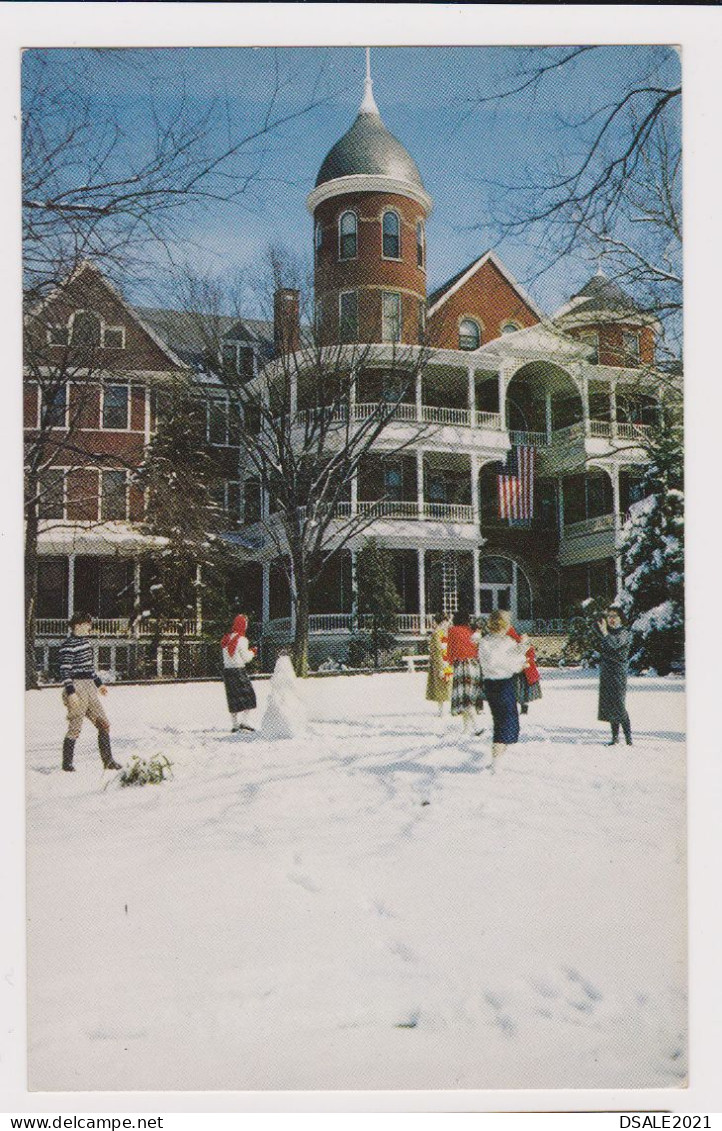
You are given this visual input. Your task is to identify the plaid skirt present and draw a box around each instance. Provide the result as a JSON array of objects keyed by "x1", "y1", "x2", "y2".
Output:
[
  {"x1": 515, "y1": 673, "x2": 542, "y2": 705},
  {"x1": 451, "y1": 659, "x2": 485, "y2": 715}
]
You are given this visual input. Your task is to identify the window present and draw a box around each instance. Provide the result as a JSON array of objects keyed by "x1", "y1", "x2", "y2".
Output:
[
  {"x1": 500, "y1": 322, "x2": 520, "y2": 335},
  {"x1": 382, "y1": 210, "x2": 401, "y2": 259},
  {"x1": 315, "y1": 220, "x2": 323, "y2": 261},
  {"x1": 339, "y1": 211, "x2": 358, "y2": 260},
  {"x1": 47, "y1": 325, "x2": 69, "y2": 346},
  {"x1": 100, "y1": 469, "x2": 128, "y2": 521},
  {"x1": 427, "y1": 471, "x2": 447, "y2": 504},
  {"x1": 71, "y1": 311, "x2": 102, "y2": 348},
  {"x1": 43, "y1": 384, "x2": 67, "y2": 428},
  {"x1": 208, "y1": 399, "x2": 229, "y2": 445},
  {"x1": 38, "y1": 468, "x2": 65, "y2": 520},
  {"x1": 339, "y1": 291, "x2": 358, "y2": 343},
  {"x1": 416, "y1": 221, "x2": 425, "y2": 269},
  {"x1": 418, "y1": 299, "x2": 426, "y2": 342},
  {"x1": 623, "y1": 330, "x2": 641, "y2": 366},
  {"x1": 244, "y1": 479, "x2": 262, "y2": 524},
  {"x1": 103, "y1": 326, "x2": 125, "y2": 349},
  {"x1": 222, "y1": 341, "x2": 255, "y2": 380},
  {"x1": 102, "y1": 384, "x2": 129, "y2": 430},
  {"x1": 579, "y1": 330, "x2": 599, "y2": 365},
  {"x1": 459, "y1": 318, "x2": 481, "y2": 351},
  {"x1": 382, "y1": 292, "x2": 402, "y2": 343},
  {"x1": 384, "y1": 462, "x2": 403, "y2": 502},
  {"x1": 227, "y1": 481, "x2": 241, "y2": 526}
]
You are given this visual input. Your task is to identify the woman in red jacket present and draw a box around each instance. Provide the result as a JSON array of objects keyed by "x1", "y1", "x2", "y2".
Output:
[
  {"x1": 507, "y1": 623, "x2": 542, "y2": 714},
  {"x1": 447, "y1": 608, "x2": 485, "y2": 734}
]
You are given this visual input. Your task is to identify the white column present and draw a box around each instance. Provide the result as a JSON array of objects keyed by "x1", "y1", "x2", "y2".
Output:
[
  {"x1": 545, "y1": 389, "x2": 553, "y2": 443},
  {"x1": 67, "y1": 553, "x2": 76, "y2": 617},
  {"x1": 133, "y1": 559, "x2": 141, "y2": 637},
  {"x1": 467, "y1": 363, "x2": 476, "y2": 428},
  {"x1": 261, "y1": 483, "x2": 270, "y2": 521},
  {"x1": 350, "y1": 469, "x2": 358, "y2": 516},
  {"x1": 289, "y1": 368, "x2": 298, "y2": 420},
  {"x1": 350, "y1": 550, "x2": 359, "y2": 630},
  {"x1": 144, "y1": 385, "x2": 152, "y2": 445},
  {"x1": 261, "y1": 561, "x2": 270, "y2": 625},
  {"x1": 416, "y1": 449, "x2": 425, "y2": 519},
  {"x1": 472, "y1": 548, "x2": 481, "y2": 617},
  {"x1": 415, "y1": 365, "x2": 423, "y2": 423},
  {"x1": 470, "y1": 453, "x2": 480, "y2": 529},
  {"x1": 417, "y1": 548, "x2": 426, "y2": 624},
  {"x1": 195, "y1": 564, "x2": 203, "y2": 635},
  {"x1": 581, "y1": 372, "x2": 591, "y2": 436},
  {"x1": 609, "y1": 382, "x2": 618, "y2": 439},
  {"x1": 498, "y1": 368, "x2": 507, "y2": 430},
  {"x1": 558, "y1": 477, "x2": 565, "y2": 533},
  {"x1": 349, "y1": 362, "x2": 357, "y2": 423},
  {"x1": 289, "y1": 562, "x2": 297, "y2": 636},
  {"x1": 611, "y1": 463, "x2": 622, "y2": 588}
]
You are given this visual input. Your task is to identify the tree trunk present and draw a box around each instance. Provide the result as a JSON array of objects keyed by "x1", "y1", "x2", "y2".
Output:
[
  {"x1": 24, "y1": 492, "x2": 39, "y2": 690},
  {"x1": 292, "y1": 579, "x2": 310, "y2": 678}
]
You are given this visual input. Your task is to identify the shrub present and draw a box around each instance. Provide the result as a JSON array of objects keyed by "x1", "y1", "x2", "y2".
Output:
[{"x1": 118, "y1": 754, "x2": 173, "y2": 787}]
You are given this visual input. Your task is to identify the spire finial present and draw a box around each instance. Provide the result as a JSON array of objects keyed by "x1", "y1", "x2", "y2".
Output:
[{"x1": 360, "y1": 46, "x2": 379, "y2": 115}]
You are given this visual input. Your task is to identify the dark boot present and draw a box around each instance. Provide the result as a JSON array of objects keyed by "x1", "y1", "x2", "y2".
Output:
[
  {"x1": 622, "y1": 713, "x2": 633, "y2": 746},
  {"x1": 62, "y1": 737, "x2": 76, "y2": 772},
  {"x1": 607, "y1": 722, "x2": 620, "y2": 746},
  {"x1": 520, "y1": 703, "x2": 529, "y2": 715},
  {"x1": 98, "y1": 729, "x2": 121, "y2": 770}
]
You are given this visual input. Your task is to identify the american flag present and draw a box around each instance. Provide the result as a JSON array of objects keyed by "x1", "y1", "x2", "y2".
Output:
[{"x1": 497, "y1": 445, "x2": 535, "y2": 522}]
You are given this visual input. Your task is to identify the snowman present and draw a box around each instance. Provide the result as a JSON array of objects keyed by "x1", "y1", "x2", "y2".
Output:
[{"x1": 260, "y1": 653, "x2": 309, "y2": 740}]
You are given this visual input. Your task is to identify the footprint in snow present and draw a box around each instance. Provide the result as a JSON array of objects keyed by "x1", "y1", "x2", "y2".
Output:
[{"x1": 287, "y1": 870, "x2": 321, "y2": 893}]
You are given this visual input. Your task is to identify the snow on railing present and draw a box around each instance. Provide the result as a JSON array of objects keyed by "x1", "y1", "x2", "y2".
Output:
[
  {"x1": 589, "y1": 419, "x2": 613, "y2": 438},
  {"x1": 616, "y1": 422, "x2": 652, "y2": 441},
  {"x1": 421, "y1": 405, "x2": 470, "y2": 427},
  {"x1": 475, "y1": 411, "x2": 502, "y2": 430},
  {"x1": 562, "y1": 513, "x2": 621, "y2": 538},
  {"x1": 35, "y1": 617, "x2": 200, "y2": 638},
  {"x1": 550, "y1": 422, "x2": 585, "y2": 444},
  {"x1": 421, "y1": 502, "x2": 475, "y2": 523}
]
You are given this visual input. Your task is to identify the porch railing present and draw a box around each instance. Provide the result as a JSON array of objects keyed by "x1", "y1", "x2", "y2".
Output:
[
  {"x1": 35, "y1": 617, "x2": 200, "y2": 638},
  {"x1": 562, "y1": 513, "x2": 622, "y2": 539},
  {"x1": 509, "y1": 430, "x2": 549, "y2": 447},
  {"x1": 335, "y1": 500, "x2": 475, "y2": 523}
]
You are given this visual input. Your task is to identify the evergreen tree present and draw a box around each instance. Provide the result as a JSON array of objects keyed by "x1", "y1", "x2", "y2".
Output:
[
  {"x1": 134, "y1": 387, "x2": 235, "y2": 655},
  {"x1": 619, "y1": 405, "x2": 684, "y2": 674},
  {"x1": 355, "y1": 539, "x2": 401, "y2": 669}
]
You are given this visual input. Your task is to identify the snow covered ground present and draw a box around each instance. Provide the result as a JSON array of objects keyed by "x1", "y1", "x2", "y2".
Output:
[{"x1": 25, "y1": 670, "x2": 686, "y2": 1092}]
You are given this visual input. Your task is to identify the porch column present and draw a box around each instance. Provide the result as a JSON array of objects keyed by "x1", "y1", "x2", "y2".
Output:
[
  {"x1": 350, "y1": 469, "x2": 358, "y2": 516},
  {"x1": 545, "y1": 389, "x2": 553, "y2": 443},
  {"x1": 581, "y1": 372, "x2": 591, "y2": 437},
  {"x1": 133, "y1": 559, "x2": 141, "y2": 637},
  {"x1": 557, "y1": 477, "x2": 565, "y2": 533},
  {"x1": 67, "y1": 553, "x2": 76, "y2": 618},
  {"x1": 261, "y1": 483, "x2": 270, "y2": 521},
  {"x1": 470, "y1": 453, "x2": 480, "y2": 529},
  {"x1": 261, "y1": 562, "x2": 270, "y2": 625},
  {"x1": 472, "y1": 548, "x2": 481, "y2": 617},
  {"x1": 350, "y1": 550, "x2": 359, "y2": 630},
  {"x1": 611, "y1": 463, "x2": 622, "y2": 589},
  {"x1": 195, "y1": 564, "x2": 203, "y2": 635},
  {"x1": 349, "y1": 362, "x2": 357, "y2": 421},
  {"x1": 417, "y1": 548, "x2": 426, "y2": 624},
  {"x1": 289, "y1": 369, "x2": 298, "y2": 420},
  {"x1": 467, "y1": 363, "x2": 476, "y2": 428},
  {"x1": 609, "y1": 382, "x2": 618, "y2": 439},
  {"x1": 144, "y1": 385, "x2": 152, "y2": 445},
  {"x1": 415, "y1": 365, "x2": 423, "y2": 424},
  {"x1": 498, "y1": 368, "x2": 507, "y2": 430},
  {"x1": 289, "y1": 562, "x2": 297, "y2": 637},
  {"x1": 416, "y1": 449, "x2": 425, "y2": 519}
]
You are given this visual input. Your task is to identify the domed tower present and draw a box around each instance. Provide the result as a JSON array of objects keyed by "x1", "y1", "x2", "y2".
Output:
[
  {"x1": 554, "y1": 270, "x2": 657, "y2": 368},
  {"x1": 307, "y1": 53, "x2": 433, "y2": 347}
]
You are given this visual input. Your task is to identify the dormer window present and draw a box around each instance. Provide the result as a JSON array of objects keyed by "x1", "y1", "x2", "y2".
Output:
[
  {"x1": 459, "y1": 317, "x2": 481, "y2": 351},
  {"x1": 500, "y1": 321, "x2": 520, "y2": 335},
  {"x1": 382, "y1": 210, "x2": 401, "y2": 259},
  {"x1": 339, "y1": 211, "x2": 358, "y2": 260},
  {"x1": 222, "y1": 341, "x2": 255, "y2": 380},
  {"x1": 623, "y1": 330, "x2": 641, "y2": 366},
  {"x1": 71, "y1": 311, "x2": 102, "y2": 348},
  {"x1": 416, "y1": 221, "x2": 425, "y2": 269}
]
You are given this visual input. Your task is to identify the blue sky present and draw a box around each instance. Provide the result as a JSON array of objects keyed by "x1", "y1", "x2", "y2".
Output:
[{"x1": 24, "y1": 45, "x2": 680, "y2": 318}]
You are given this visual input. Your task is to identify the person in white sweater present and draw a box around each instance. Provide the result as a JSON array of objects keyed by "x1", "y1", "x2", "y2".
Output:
[
  {"x1": 476, "y1": 610, "x2": 529, "y2": 758},
  {"x1": 220, "y1": 615, "x2": 257, "y2": 732}
]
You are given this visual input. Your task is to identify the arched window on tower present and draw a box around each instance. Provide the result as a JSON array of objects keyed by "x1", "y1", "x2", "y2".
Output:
[
  {"x1": 339, "y1": 211, "x2": 358, "y2": 260},
  {"x1": 314, "y1": 220, "x2": 323, "y2": 262},
  {"x1": 416, "y1": 220, "x2": 425, "y2": 268},
  {"x1": 459, "y1": 318, "x2": 481, "y2": 351},
  {"x1": 382, "y1": 210, "x2": 401, "y2": 259}
]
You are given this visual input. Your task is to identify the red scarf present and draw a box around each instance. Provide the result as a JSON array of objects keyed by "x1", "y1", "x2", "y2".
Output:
[
  {"x1": 221, "y1": 615, "x2": 248, "y2": 659},
  {"x1": 507, "y1": 625, "x2": 541, "y2": 685}
]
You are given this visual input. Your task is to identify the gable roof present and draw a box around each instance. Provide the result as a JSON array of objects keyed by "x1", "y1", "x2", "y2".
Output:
[
  {"x1": 427, "y1": 250, "x2": 544, "y2": 321},
  {"x1": 135, "y1": 307, "x2": 275, "y2": 371}
]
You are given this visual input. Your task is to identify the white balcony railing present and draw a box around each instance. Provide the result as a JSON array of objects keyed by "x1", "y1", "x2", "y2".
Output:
[
  {"x1": 562, "y1": 513, "x2": 622, "y2": 539},
  {"x1": 509, "y1": 430, "x2": 549, "y2": 447},
  {"x1": 617, "y1": 422, "x2": 652, "y2": 442},
  {"x1": 336, "y1": 500, "x2": 474, "y2": 523},
  {"x1": 35, "y1": 617, "x2": 200, "y2": 638},
  {"x1": 421, "y1": 405, "x2": 470, "y2": 427}
]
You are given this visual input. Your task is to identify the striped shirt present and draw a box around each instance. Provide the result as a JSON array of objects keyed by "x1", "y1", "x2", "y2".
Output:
[{"x1": 58, "y1": 634, "x2": 102, "y2": 694}]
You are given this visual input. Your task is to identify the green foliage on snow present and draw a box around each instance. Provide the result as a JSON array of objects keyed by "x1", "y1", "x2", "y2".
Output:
[{"x1": 118, "y1": 754, "x2": 174, "y2": 788}]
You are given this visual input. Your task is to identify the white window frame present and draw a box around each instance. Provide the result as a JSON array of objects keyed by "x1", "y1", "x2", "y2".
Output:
[
  {"x1": 418, "y1": 299, "x2": 426, "y2": 341},
  {"x1": 37, "y1": 466, "x2": 67, "y2": 521},
  {"x1": 101, "y1": 383, "x2": 131, "y2": 431},
  {"x1": 207, "y1": 396, "x2": 230, "y2": 446},
  {"x1": 338, "y1": 210, "x2": 358, "y2": 261},
  {"x1": 102, "y1": 325, "x2": 126, "y2": 349},
  {"x1": 381, "y1": 291, "x2": 402, "y2": 343},
  {"x1": 69, "y1": 309, "x2": 104, "y2": 349},
  {"x1": 458, "y1": 316, "x2": 481, "y2": 351},
  {"x1": 221, "y1": 340, "x2": 256, "y2": 380},
  {"x1": 416, "y1": 220, "x2": 425, "y2": 270},
  {"x1": 314, "y1": 219, "x2": 323, "y2": 262},
  {"x1": 42, "y1": 383, "x2": 70, "y2": 430},
  {"x1": 382, "y1": 209, "x2": 401, "y2": 260},
  {"x1": 623, "y1": 330, "x2": 641, "y2": 365},
  {"x1": 578, "y1": 329, "x2": 600, "y2": 364},
  {"x1": 100, "y1": 467, "x2": 129, "y2": 522},
  {"x1": 500, "y1": 321, "x2": 521, "y2": 335},
  {"x1": 338, "y1": 290, "x2": 359, "y2": 343}
]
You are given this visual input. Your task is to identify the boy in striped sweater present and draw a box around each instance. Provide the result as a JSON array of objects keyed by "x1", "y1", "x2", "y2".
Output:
[{"x1": 59, "y1": 612, "x2": 121, "y2": 772}]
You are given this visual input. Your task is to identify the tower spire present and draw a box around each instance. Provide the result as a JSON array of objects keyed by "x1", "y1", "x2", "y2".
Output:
[{"x1": 360, "y1": 46, "x2": 379, "y2": 115}]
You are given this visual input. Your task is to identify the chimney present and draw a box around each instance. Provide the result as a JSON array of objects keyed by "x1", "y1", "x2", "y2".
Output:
[{"x1": 274, "y1": 288, "x2": 300, "y2": 356}]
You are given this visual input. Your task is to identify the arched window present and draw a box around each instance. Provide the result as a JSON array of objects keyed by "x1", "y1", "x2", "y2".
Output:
[
  {"x1": 500, "y1": 321, "x2": 520, "y2": 335},
  {"x1": 416, "y1": 220, "x2": 425, "y2": 268},
  {"x1": 382, "y1": 210, "x2": 401, "y2": 259},
  {"x1": 314, "y1": 220, "x2": 323, "y2": 260},
  {"x1": 339, "y1": 211, "x2": 357, "y2": 260},
  {"x1": 458, "y1": 317, "x2": 481, "y2": 351},
  {"x1": 71, "y1": 310, "x2": 102, "y2": 348}
]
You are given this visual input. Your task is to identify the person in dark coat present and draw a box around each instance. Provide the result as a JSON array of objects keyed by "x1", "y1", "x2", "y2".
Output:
[
  {"x1": 596, "y1": 608, "x2": 633, "y2": 745},
  {"x1": 221, "y1": 614, "x2": 257, "y2": 732}
]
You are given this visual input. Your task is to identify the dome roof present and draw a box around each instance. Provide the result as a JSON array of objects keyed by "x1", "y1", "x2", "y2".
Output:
[
  {"x1": 315, "y1": 105, "x2": 426, "y2": 192},
  {"x1": 555, "y1": 270, "x2": 642, "y2": 322}
]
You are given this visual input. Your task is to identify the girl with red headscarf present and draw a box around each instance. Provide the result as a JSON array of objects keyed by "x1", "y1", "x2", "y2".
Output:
[{"x1": 221, "y1": 614, "x2": 257, "y2": 732}]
